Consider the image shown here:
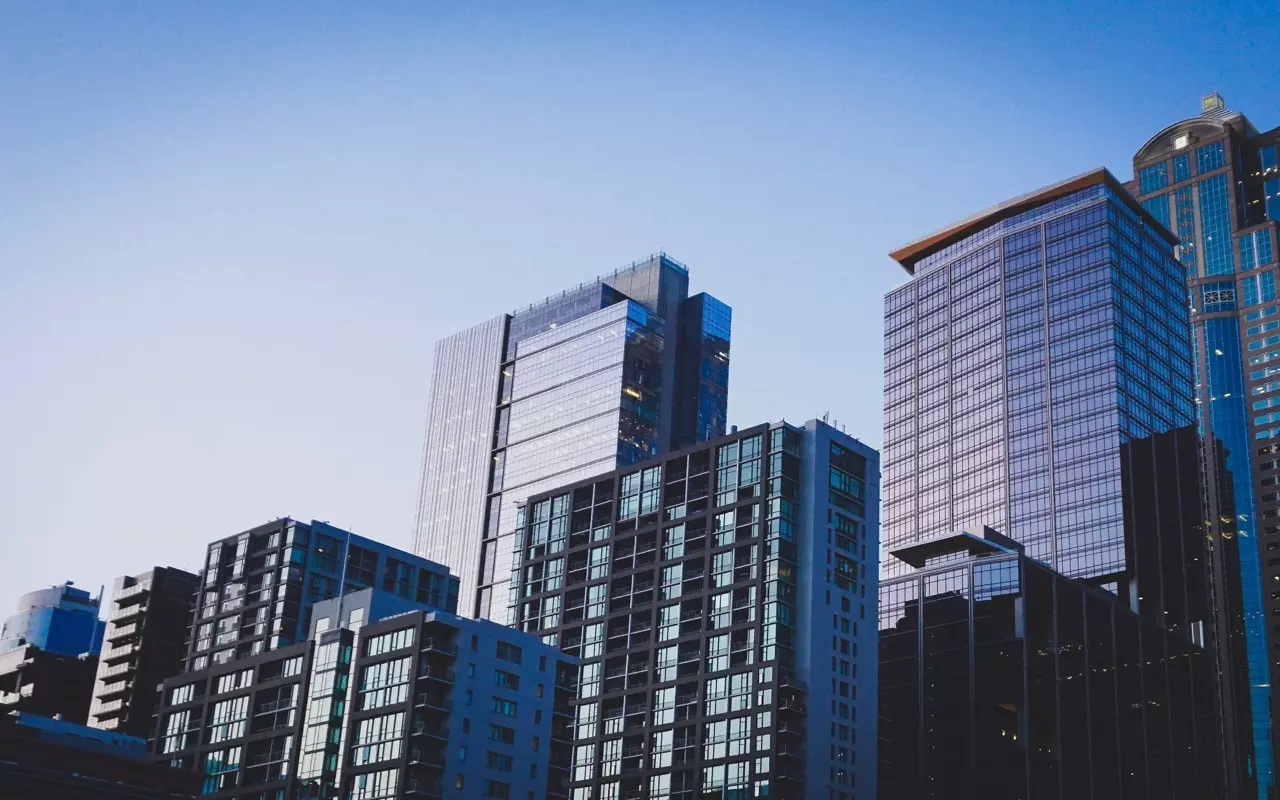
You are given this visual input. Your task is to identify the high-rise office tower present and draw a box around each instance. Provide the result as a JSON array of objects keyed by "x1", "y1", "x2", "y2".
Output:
[
  {"x1": 413, "y1": 253, "x2": 732, "y2": 622},
  {"x1": 185, "y1": 518, "x2": 458, "y2": 672},
  {"x1": 879, "y1": 168, "x2": 1221, "y2": 797},
  {"x1": 511, "y1": 420, "x2": 879, "y2": 800},
  {"x1": 89, "y1": 567, "x2": 199, "y2": 737},
  {"x1": 0, "y1": 644, "x2": 99, "y2": 724},
  {"x1": 1129, "y1": 93, "x2": 1280, "y2": 799},
  {"x1": 882, "y1": 167, "x2": 1204, "y2": 623}
]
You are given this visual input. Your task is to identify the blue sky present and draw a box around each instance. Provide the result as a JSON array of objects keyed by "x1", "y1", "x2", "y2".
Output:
[{"x1": 2, "y1": 1, "x2": 1278, "y2": 602}]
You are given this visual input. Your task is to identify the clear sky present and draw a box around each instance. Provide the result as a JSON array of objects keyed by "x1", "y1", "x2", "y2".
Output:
[{"x1": 2, "y1": 1, "x2": 1278, "y2": 606}]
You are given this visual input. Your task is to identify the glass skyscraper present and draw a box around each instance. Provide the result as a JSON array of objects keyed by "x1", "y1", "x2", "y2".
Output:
[
  {"x1": 879, "y1": 168, "x2": 1221, "y2": 796},
  {"x1": 1130, "y1": 93, "x2": 1280, "y2": 800},
  {"x1": 413, "y1": 253, "x2": 731, "y2": 622},
  {"x1": 883, "y1": 168, "x2": 1202, "y2": 616}
]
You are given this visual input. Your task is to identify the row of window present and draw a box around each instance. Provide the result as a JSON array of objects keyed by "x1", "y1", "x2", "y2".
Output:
[{"x1": 1138, "y1": 140, "x2": 1226, "y2": 195}]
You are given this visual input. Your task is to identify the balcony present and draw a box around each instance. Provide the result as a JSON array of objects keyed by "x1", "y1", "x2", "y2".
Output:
[
  {"x1": 93, "y1": 698, "x2": 125, "y2": 718},
  {"x1": 107, "y1": 621, "x2": 142, "y2": 643},
  {"x1": 414, "y1": 693, "x2": 452, "y2": 712},
  {"x1": 417, "y1": 666, "x2": 454, "y2": 684},
  {"x1": 407, "y1": 751, "x2": 446, "y2": 771},
  {"x1": 420, "y1": 638, "x2": 457, "y2": 656},
  {"x1": 98, "y1": 660, "x2": 136, "y2": 680},
  {"x1": 109, "y1": 603, "x2": 146, "y2": 624},
  {"x1": 95, "y1": 678, "x2": 132, "y2": 702},
  {"x1": 404, "y1": 779, "x2": 444, "y2": 799},
  {"x1": 101, "y1": 643, "x2": 137, "y2": 664},
  {"x1": 253, "y1": 698, "x2": 297, "y2": 715},
  {"x1": 116, "y1": 582, "x2": 151, "y2": 602},
  {"x1": 411, "y1": 723, "x2": 449, "y2": 740},
  {"x1": 245, "y1": 750, "x2": 289, "y2": 767},
  {"x1": 0, "y1": 685, "x2": 34, "y2": 705}
]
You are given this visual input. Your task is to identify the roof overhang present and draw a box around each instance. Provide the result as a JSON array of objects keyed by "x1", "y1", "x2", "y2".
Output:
[
  {"x1": 889, "y1": 526, "x2": 1023, "y2": 568},
  {"x1": 889, "y1": 167, "x2": 1180, "y2": 275}
]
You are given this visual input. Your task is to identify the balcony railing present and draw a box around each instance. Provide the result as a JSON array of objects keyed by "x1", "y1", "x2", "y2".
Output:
[
  {"x1": 95, "y1": 679, "x2": 132, "y2": 701},
  {"x1": 101, "y1": 643, "x2": 137, "y2": 664},
  {"x1": 116, "y1": 582, "x2": 151, "y2": 601},
  {"x1": 245, "y1": 750, "x2": 288, "y2": 767},
  {"x1": 98, "y1": 661, "x2": 136, "y2": 679},
  {"x1": 109, "y1": 604, "x2": 147, "y2": 623},
  {"x1": 92, "y1": 698, "x2": 125, "y2": 717},
  {"x1": 420, "y1": 638, "x2": 457, "y2": 656},
  {"x1": 411, "y1": 723, "x2": 449, "y2": 740},
  {"x1": 414, "y1": 693, "x2": 452, "y2": 712},
  {"x1": 0, "y1": 685, "x2": 34, "y2": 705},
  {"x1": 253, "y1": 698, "x2": 297, "y2": 714},
  {"x1": 417, "y1": 666, "x2": 454, "y2": 683},
  {"x1": 404, "y1": 779, "x2": 444, "y2": 798},
  {"x1": 107, "y1": 621, "x2": 143, "y2": 643},
  {"x1": 407, "y1": 752, "x2": 446, "y2": 770}
]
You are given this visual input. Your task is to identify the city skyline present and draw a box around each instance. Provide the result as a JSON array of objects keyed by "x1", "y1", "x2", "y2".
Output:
[
  {"x1": 7, "y1": 6, "x2": 1280, "y2": 799},
  {"x1": 5, "y1": 3, "x2": 1278, "y2": 599}
]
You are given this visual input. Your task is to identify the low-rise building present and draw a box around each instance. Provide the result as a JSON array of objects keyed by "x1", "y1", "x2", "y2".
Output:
[
  {"x1": 0, "y1": 643, "x2": 98, "y2": 724},
  {"x1": 877, "y1": 527, "x2": 1222, "y2": 799},
  {"x1": 0, "y1": 710, "x2": 198, "y2": 799}
]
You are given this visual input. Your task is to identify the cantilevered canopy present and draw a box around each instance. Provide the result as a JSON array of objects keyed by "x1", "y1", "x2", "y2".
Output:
[
  {"x1": 888, "y1": 167, "x2": 1179, "y2": 275},
  {"x1": 889, "y1": 526, "x2": 1023, "y2": 568}
]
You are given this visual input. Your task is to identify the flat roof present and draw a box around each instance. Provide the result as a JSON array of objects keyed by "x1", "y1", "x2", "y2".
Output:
[{"x1": 889, "y1": 167, "x2": 1180, "y2": 274}]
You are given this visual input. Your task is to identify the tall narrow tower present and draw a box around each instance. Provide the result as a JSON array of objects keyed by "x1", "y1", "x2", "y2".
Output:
[
  {"x1": 1130, "y1": 94, "x2": 1280, "y2": 799},
  {"x1": 413, "y1": 253, "x2": 731, "y2": 621}
]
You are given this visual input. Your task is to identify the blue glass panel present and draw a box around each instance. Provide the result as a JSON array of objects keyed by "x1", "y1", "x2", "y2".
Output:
[
  {"x1": 1197, "y1": 140, "x2": 1226, "y2": 173},
  {"x1": 1173, "y1": 153, "x2": 1191, "y2": 182},
  {"x1": 1202, "y1": 316, "x2": 1273, "y2": 799},
  {"x1": 1262, "y1": 145, "x2": 1278, "y2": 175},
  {"x1": 1139, "y1": 162, "x2": 1169, "y2": 194},
  {"x1": 1241, "y1": 231, "x2": 1275, "y2": 273},
  {"x1": 1198, "y1": 174, "x2": 1232, "y2": 275},
  {"x1": 1243, "y1": 271, "x2": 1276, "y2": 308},
  {"x1": 1242, "y1": 235, "x2": 1258, "y2": 272},
  {"x1": 1141, "y1": 194, "x2": 1170, "y2": 231},
  {"x1": 1266, "y1": 178, "x2": 1280, "y2": 223}
]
